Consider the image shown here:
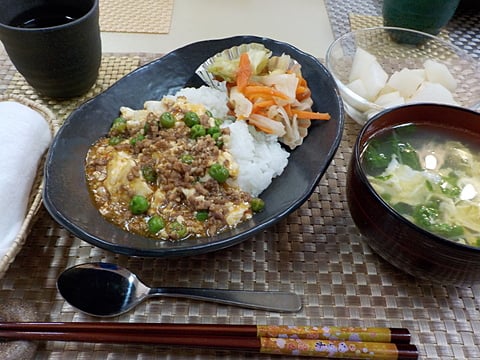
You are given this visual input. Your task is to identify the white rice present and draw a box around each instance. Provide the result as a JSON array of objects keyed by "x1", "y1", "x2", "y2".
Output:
[
  {"x1": 173, "y1": 86, "x2": 229, "y2": 119},
  {"x1": 226, "y1": 121, "x2": 289, "y2": 196},
  {"x1": 172, "y1": 87, "x2": 290, "y2": 197}
]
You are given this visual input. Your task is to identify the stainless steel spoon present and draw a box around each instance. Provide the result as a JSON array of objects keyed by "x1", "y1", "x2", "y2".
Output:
[{"x1": 57, "y1": 262, "x2": 302, "y2": 317}]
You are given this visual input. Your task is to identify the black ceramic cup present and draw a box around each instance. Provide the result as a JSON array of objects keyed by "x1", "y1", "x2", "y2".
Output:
[{"x1": 0, "y1": 0, "x2": 101, "y2": 98}]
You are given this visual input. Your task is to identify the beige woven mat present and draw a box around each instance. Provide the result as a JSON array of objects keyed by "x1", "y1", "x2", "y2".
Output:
[
  {"x1": 5, "y1": 55, "x2": 142, "y2": 123},
  {"x1": 0, "y1": 51, "x2": 479, "y2": 359},
  {"x1": 100, "y1": 0, "x2": 174, "y2": 34}
]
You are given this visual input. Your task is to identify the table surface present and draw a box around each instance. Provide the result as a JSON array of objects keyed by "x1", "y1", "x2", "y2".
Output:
[{"x1": 1, "y1": 1, "x2": 480, "y2": 359}]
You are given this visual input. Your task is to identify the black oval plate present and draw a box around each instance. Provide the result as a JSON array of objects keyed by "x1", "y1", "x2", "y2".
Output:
[{"x1": 43, "y1": 35, "x2": 345, "y2": 257}]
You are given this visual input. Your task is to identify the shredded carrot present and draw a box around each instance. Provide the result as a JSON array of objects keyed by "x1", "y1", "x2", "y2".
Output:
[
  {"x1": 291, "y1": 109, "x2": 331, "y2": 120},
  {"x1": 236, "y1": 53, "x2": 252, "y2": 92},
  {"x1": 243, "y1": 85, "x2": 290, "y2": 101},
  {"x1": 247, "y1": 119, "x2": 275, "y2": 134},
  {"x1": 296, "y1": 86, "x2": 311, "y2": 102},
  {"x1": 297, "y1": 73, "x2": 308, "y2": 88},
  {"x1": 296, "y1": 85, "x2": 309, "y2": 94},
  {"x1": 283, "y1": 104, "x2": 293, "y2": 117},
  {"x1": 252, "y1": 99, "x2": 275, "y2": 113}
]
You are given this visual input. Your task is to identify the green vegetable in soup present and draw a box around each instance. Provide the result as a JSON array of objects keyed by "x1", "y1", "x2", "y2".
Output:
[
  {"x1": 364, "y1": 124, "x2": 480, "y2": 247},
  {"x1": 363, "y1": 126, "x2": 421, "y2": 175}
]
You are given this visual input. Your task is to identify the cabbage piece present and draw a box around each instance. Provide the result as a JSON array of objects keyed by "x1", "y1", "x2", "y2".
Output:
[
  {"x1": 455, "y1": 202, "x2": 480, "y2": 233},
  {"x1": 368, "y1": 156, "x2": 435, "y2": 205},
  {"x1": 248, "y1": 113, "x2": 286, "y2": 137},
  {"x1": 260, "y1": 73, "x2": 299, "y2": 102},
  {"x1": 207, "y1": 58, "x2": 240, "y2": 83},
  {"x1": 208, "y1": 47, "x2": 270, "y2": 82},
  {"x1": 267, "y1": 54, "x2": 293, "y2": 74},
  {"x1": 246, "y1": 48, "x2": 270, "y2": 75},
  {"x1": 229, "y1": 86, "x2": 253, "y2": 119}
]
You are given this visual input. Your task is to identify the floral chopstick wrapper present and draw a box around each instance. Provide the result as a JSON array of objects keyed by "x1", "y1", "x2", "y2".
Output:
[
  {"x1": 257, "y1": 326, "x2": 418, "y2": 359},
  {"x1": 257, "y1": 325, "x2": 410, "y2": 343},
  {"x1": 261, "y1": 338, "x2": 417, "y2": 359}
]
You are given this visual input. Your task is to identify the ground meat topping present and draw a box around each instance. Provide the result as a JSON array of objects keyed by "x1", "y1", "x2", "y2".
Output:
[{"x1": 85, "y1": 97, "x2": 255, "y2": 241}]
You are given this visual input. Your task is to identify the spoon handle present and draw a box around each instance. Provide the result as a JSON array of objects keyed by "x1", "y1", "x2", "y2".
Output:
[{"x1": 148, "y1": 287, "x2": 302, "y2": 312}]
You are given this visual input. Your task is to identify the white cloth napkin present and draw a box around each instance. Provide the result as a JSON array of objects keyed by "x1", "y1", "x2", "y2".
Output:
[{"x1": 0, "y1": 101, "x2": 52, "y2": 257}]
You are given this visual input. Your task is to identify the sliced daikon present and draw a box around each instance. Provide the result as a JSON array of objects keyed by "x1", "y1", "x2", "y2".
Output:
[
  {"x1": 386, "y1": 68, "x2": 425, "y2": 98},
  {"x1": 349, "y1": 47, "x2": 377, "y2": 82},
  {"x1": 407, "y1": 82, "x2": 458, "y2": 105},
  {"x1": 360, "y1": 61, "x2": 389, "y2": 101},
  {"x1": 347, "y1": 79, "x2": 369, "y2": 99},
  {"x1": 375, "y1": 91, "x2": 406, "y2": 107},
  {"x1": 424, "y1": 59, "x2": 457, "y2": 91}
]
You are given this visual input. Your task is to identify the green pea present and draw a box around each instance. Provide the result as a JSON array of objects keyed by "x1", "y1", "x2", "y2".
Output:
[
  {"x1": 160, "y1": 112, "x2": 176, "y2": 128},
  {"x1": 129, "y1": 195, "x2": 149, "y2": 215},
  {"x1": 130, "y1": 134, "x2": 145, "y2": 147},
  {"x1": 208, "y1": 163, "x2": 229, "y2": 183},
  {"x1": 167, "y1": 221, "x2": 188, "y2": 238},
  {"x1": 214, "y1": 118, "x2": 223, "y2": 127},
  {"x1": 141, "y1": 165, "x2": 157, "y2": 184},
  {"x1": 195, "y1": 210, "x2": 209, "y2": 222},
  {"x1": 110, "y1": 117, "x2": 127, "y2": 135},
  {"x1": 190, "y1": 124, "x2": 206, "y2": 139},
  {"x1": 180, "y1": 154, "x2": 194, "y2": 164},
  {"x1": 143, "y1": 121, "x2": 153, "y2": 135},
  {"x1": 250, "y1": 197, "x2": 265, "y2": 213},
  {"x1": 184, "y1": 111, "x2": 200, "y2": 127},
  {"x1": 147, "y1": 215, "x2": 165, "y2": 233},
  {"x1": 108, "y1": 136, "x2": 123, "y2": 146},
  {"x1": 207, "y1": 126, "x2": 221, "y2": 136},
  {"x1": 213, "y1": 133, "x2": 223, "y2": 148}
]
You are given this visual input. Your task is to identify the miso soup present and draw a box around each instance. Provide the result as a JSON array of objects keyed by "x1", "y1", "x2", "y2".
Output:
[{"x1": 361, "y1": 123, "x2": 480, "y2": 247}]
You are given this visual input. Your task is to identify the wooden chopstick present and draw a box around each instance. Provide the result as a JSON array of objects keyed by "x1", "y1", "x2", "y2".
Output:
[
  {"x1": 0, "y1": 330, "x2": 418, "y2": 359},
  {"x1": 0, "y1": 322, "x2": 412, "y2": 344}
]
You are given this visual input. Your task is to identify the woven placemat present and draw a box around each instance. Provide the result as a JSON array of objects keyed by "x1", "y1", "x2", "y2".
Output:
[
  {"x1": 1, "y1": 49, "x2": 480, "y2": 359},
  {"x1": 99, "y1": 0, "x2": 174, "y2": 34},
  {"x1": 5, "y1": 55, "x2": 143, "y2": 123},
  {"x1": 348, "y1": 13, "x2": 451, "y2": 41}
]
